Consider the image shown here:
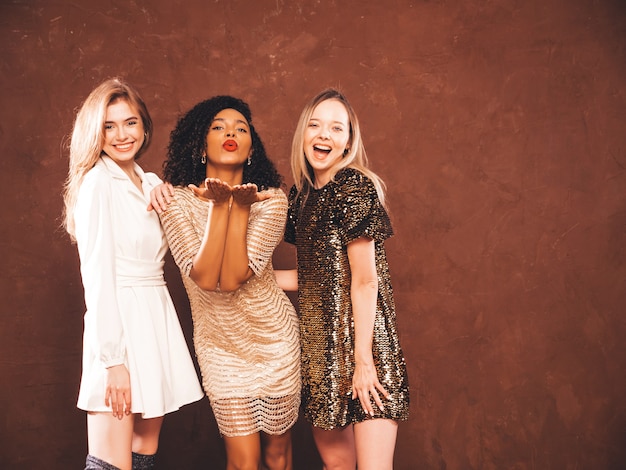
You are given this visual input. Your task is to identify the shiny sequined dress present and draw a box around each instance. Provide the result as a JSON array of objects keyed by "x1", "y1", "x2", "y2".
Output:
[
  {"x1": 285, "y1": 168, "x2": 409, "y2": 429},
  {"x1": 159, "y1": 187, "x2": 301, "y2": 437}
]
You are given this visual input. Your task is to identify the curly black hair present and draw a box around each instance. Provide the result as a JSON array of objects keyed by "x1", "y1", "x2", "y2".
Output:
[{"x1": 163, "y1": 95, "x2": 283, "y2": 190}]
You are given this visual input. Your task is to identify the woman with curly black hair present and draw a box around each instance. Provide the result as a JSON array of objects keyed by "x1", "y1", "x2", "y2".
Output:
[{"x1": 152, "y1": 96, "x2": 301, "y2": 470}]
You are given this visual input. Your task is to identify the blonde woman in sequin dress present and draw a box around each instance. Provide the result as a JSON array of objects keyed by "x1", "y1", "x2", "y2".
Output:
[
  {"x1": 150, "y1": 96, "x2": 301, "y2": 470},
  {"x1": 62, "y1": 78, "x2": 204, "y2": 470},
  {"x1": 278, "y1": 89, "x2": 410, "y2": 470}
]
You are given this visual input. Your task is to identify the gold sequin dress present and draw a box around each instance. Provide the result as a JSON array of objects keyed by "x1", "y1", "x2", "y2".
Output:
[
  {"x1": 160, "y1": 186, "x2": 301, "y2": 437},
  {"x1": 285, "y1": 168, "x2": 409, "y2": 430}
]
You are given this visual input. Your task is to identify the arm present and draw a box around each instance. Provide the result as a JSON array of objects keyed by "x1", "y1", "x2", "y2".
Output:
[
  {"x1": 188, "y1": 179, "x2": 233, "y2": 290},
  {"x1": 74, "y1": 171, "x2": 131, "y2": 419},
  {"x1": 219, "y1": 184, "x2": 272, "y2": 291},
  {"x1": 274, "y1": 269, "x2": 298, "y2": 291},
  {"x1": 348, "y1": 236, "x2": 390, "y2": 416}
]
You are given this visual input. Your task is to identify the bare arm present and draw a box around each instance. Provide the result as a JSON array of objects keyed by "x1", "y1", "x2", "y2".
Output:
[
  {"x1": 348, "y1": 236, "x2": 390, "y2": 415},
  {"x1": 274, "y1": 269, "x2": 298, "y2": 291},
  {"x1": 188, "y1": 179, "x2": 232, "y2": 290}
]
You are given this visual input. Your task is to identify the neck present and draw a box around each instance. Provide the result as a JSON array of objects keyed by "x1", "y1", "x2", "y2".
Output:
[{"x1": 206, "y1": 166, "x2": 244, "y2": 186}]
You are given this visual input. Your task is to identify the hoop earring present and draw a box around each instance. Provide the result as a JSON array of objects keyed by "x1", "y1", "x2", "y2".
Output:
[
  {"x1": 201, "y1": 153, "x2": 206, "y2": 164},
  {"x1": 247, "y1": 155, "x2": 251, "y2": 166}
]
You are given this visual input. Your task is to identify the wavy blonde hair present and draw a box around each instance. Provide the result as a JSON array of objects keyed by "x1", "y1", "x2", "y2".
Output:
[
  {"x1": 62, "y1": 77, "x2": 152, "y2": 241},
  {"x1": 290, "y1": 88, "x2": 386, "y2": 208}
]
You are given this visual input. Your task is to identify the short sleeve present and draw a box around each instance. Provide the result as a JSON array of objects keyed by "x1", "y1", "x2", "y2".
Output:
[
  {"x1": 335, "y1": 169, "x2": 393, "y2": 245},
  {"x1": 159, "y1": 187, "x2": 207, "y2": 277},
  {"x1": 247, "y1": 188, "x2": 288, "y2": 276},
  {"x1": 284, "y1": 185, "x2": 299, "y2": 245}
]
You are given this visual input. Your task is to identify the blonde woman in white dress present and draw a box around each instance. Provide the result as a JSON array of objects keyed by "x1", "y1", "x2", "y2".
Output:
[{"x1": 62, "y1": 78, "x2": 203, "y2": 470}]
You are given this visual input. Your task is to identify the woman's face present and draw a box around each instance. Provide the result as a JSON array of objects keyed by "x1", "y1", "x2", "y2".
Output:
[
  {"x1": 303, "y1": 98, "x2": 350, "y2": 188},
  {"x1": 102, "y1": 99, "x2": 145, "y2": 167},
  {"x1": 205, "y1": 108, "x2": 252, "y2": 172}
]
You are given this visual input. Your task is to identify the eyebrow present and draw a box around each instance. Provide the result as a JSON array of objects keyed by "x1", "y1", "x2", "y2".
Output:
[
  {"x1": 104, "y1": 116, "x2": 139, "y2": 124},
  {"x1": 309, "y1": 118, "x2": 347, "y2": 126},
  {"x1": 212, "y1": 117, "x2": 249, "y2": 126}
]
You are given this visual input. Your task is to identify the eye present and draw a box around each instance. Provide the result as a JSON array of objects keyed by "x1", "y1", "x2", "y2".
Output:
[
  {"x1": 308, "y1": 122, "x2": 319, "y2": 128},
  {"x1": 127, "y1": 120, "x2": 138, "y2": 127},
  {"x1": 332, "y1": 126, "x2": 344, "y2": 132},
  {"x1": 236, "y1": 126, "x2": 248, "y2": 133},
  {"x1": 211, "y1": 124, "x2": 224, "y2": 131},
  {"x1": 104, "y1": 124, "x2": 114, "y2": 131}
]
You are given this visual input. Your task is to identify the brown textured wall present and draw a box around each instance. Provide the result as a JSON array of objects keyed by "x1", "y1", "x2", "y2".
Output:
[{"x1": 1, "y1": 0, "x2": 625, "y2": 469}]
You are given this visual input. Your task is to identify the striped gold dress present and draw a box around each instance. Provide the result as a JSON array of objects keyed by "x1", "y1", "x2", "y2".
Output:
[{"x1": 160, "y1": 186, "x2": 300, "y2": 437}]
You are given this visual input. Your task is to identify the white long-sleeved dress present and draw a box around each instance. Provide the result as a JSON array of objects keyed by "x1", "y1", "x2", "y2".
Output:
[{"x1": 75, "y1": 155, "x2": 203, "y2": 418}]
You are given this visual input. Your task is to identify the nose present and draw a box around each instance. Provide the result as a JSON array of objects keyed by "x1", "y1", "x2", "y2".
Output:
[
  {"x1": 225, "y1": 128, "x2": 235, "y2": 137},
  {"x1": 115, "y1": 125, "x2": 128, "y2": 141},
  {"x1": 319, "y1": 125, "x2": 331, "y2": 139}
]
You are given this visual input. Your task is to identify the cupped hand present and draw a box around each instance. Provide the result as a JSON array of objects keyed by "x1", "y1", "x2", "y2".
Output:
[
  {"x1": 104, "y1": 364, "x2": 132, "y2": 420},
  {"x1": 351, "y1": 362, "x2": 390, "y2": 416},
  {"x1": 231, "y1": 183, "x2": 272, "y2": 206},
  {"x1": 189, "y1": 178, "x2": 233, "y2": 204}
]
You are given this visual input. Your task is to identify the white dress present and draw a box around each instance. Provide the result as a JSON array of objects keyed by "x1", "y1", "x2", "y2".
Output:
[{"x1": 75, "y1": 156, "x2": 203, "y2": 418}]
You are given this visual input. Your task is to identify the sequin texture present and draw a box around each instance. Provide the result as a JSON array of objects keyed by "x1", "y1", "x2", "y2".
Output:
[
  {"x1": 160, "y1": 187, "x2": 301, "y2": 437},
  {"x1": 285, "y1": 168, "x2": 409, "y2": 430}
]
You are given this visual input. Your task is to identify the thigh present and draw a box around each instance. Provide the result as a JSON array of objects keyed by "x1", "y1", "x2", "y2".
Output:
[
  {"x1": 311, "y1": 425, "x2": 356, "y2": 470},
  {"x1": 87, "y1": 412, "x2": 134, "y2": 470},
  {"x1": 223, "y1": 433, "x2": 262, "y2": 470},
  {"x1": 261, "y1": 431, "x2": 293, "y2": 470},
  {"x1": 354, "y1": 419, "x2": 398, "y2": 470},
  {"x1": 132, "y1": 415, "x2": 164, "y2": 455}
]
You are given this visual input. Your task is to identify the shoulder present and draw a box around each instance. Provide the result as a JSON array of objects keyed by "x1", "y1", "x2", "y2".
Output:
[
  {"x1": 259, "y1": 187, "x2": 288, "y2": 211},
  {"x1": 264, "y1": 187, "x2": 287, "y2": 201},
  {"x1": 142, "y1": 172, "x2": 163, "y2": 187},
  {"x1": 80, "y1": 163, "x2": 111, "y2": 194},
  {"x1": 334, "y1": 168, "x2": 376, "y2": 195}
]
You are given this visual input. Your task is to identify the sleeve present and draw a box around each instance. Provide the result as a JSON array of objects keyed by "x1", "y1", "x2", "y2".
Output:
[
  {"x1": 284, "y1": 185, "x2": 298, "y2": 245},
  {"x1": 247, "y1": 188, "x2": 288, "y2": 276},
  {"x1": 159, "y1": 189, "x2": 206, "y2": 277},
  {"x1": 338, "y1": 171, "x2": 394, "y2": 245},
  {"x1": 74, "y1": 171, "x2": 126, "y2": 368}
]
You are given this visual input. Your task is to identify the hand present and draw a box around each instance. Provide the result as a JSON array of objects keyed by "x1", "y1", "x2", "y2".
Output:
[
  {"x1": 104, "y1": 364, "x2": 132, "y2": 420},
  {"x1": 189, "y1": 178, "x2": 233, "y2": 204},
  {"x1": 231, "y1": 183, "x2": 272, "y2": 207},
  {"x1": 147, "y1": 182, "x2": 174, "y2": 213},
  {"x1": 352, "y1": 362, "x2": 390, "y2": 416}
]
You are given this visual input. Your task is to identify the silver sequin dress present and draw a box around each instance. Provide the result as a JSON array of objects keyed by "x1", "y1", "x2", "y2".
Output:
[
  {"x1": 160, "y1": 186, "x2": 301, "y2": 437},
  {"x1": 285, "y1": 168, "x2": 409, "y2": 430}
]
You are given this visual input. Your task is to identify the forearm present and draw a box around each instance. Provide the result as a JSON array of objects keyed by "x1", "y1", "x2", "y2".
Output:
[
  {"x1": 190, "y1": 201, "x2": 230, "y2": 290},
  {"x1": 274, "y1": 269, "x2": 298, "y2": 291},
  {"x1": 219, "y1": 202, "x2": 253, "y2": 291},
  {"x1": 351, "y1": 279, "x2": 378, "y2": 364}
]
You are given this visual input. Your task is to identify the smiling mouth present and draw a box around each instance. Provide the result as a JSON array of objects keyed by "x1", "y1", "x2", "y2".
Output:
[
  {"x1": 223, "y1": 140, "x2": 238, "y2": 151},
  {"x1": 115, "y1": 142, "x2": 134, "y2": 151},
  {"x1": 313, "y1": 144, "x2": 331, "y2": 156}
]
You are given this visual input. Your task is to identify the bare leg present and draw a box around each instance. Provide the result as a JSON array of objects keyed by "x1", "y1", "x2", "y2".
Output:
[
  {"x1": 223, "y1": 433, "x2": 262, "y2": 470},
  {"x1": 261, "y1": 431, "x2": 293, "y2": 470},
  {"x1": 311, "y1": 425, "x2": 356, "y2": 470},
  {"x1": 132, "y1": 415, "x2": 164, "y2": 455},
  {"x1": 354, "y1": 419, "x2": 398, "y2": 470},
  {"x1": 87, "y1": 412, "x2": 134, "y2": 470}
]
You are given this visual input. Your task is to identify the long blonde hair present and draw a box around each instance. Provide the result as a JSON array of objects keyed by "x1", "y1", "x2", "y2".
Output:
[
  {"x1": 290, "y1": 88, "x2": 387, "y2": 208},
  {"x1": 62, "y1": 77, "x2": 152, "y2": 241}
]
